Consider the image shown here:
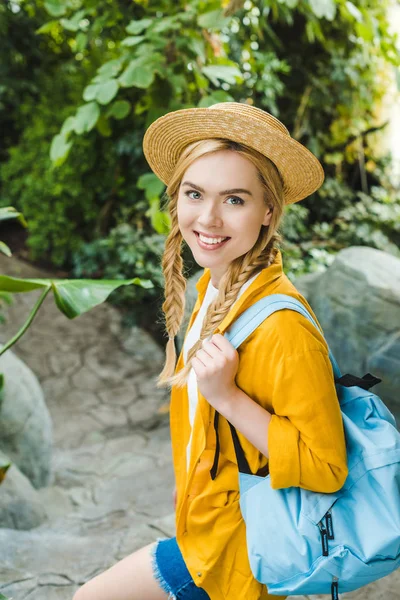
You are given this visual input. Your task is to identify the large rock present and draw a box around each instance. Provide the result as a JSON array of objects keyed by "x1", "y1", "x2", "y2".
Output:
[
  {"x1": 0, "y1": 449, "x2": 47, "y2": 530},
  {"x1": 295, "y1": 246, "x2": 400, "y2": 414},
  {"x1": 0, "y1": 348, "x2": 53, "y2": 489}
]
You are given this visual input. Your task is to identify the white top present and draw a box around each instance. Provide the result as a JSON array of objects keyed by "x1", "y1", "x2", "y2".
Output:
[{"x1": 183, "y1": 270, "x2": 262, "y2": 470}]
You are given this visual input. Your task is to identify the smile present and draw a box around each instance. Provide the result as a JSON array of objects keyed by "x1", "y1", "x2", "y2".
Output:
[{"x1": 194, "y1": 231, "x2": 231, "y2": 250}]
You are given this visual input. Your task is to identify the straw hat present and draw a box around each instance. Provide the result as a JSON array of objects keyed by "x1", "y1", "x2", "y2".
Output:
[{"x1": 142, "y1": 102, "x2": 324, "y2": 205}]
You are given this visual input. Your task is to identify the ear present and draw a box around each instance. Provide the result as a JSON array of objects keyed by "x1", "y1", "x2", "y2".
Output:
[{"x1": 262, "y1": 206, "x2": 273, "y2": 227}]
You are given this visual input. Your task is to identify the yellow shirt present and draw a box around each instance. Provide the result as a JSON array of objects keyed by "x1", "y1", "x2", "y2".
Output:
[{"x1": 170, "y1": 249, "x2": 348, "y2": 600}]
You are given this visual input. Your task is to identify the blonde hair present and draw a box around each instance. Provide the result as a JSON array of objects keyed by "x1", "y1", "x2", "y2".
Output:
[{"x1": 155, "y1": 138, "x2": 285, "y2": 391}]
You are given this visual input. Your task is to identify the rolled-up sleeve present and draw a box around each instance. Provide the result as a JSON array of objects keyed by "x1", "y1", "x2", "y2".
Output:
[{"x1": 267, "y1": 348, "x2": 348, "y2": 493}]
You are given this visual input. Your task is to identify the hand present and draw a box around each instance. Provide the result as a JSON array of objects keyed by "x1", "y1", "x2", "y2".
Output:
[{"x1": 191, "y1": 333, "x2": 239, "y2": 409}]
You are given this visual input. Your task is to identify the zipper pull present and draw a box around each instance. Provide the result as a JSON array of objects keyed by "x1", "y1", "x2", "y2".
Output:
[
  {"x1": 318, "y1": 520, "x2": 329, "y2": 556},
  {"x1": 331, "y1": 577, "x2": 339, "y2": 600},
  {"x1": 325, "y1": 510, "x2": 334, "y2": 540}
]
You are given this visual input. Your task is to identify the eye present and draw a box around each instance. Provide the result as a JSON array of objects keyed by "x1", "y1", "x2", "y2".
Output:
[
  {"x1": 185, "y1": 190, "x2": 201, "y2": 200},
  {"x1": 226, "y1": 196, "x2": 245, "y2": 206}
]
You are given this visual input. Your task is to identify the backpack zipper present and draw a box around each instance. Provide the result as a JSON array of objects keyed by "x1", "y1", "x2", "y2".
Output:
[
  {"x1": 325, "y1": 510, "x2": 335, "y2": 539},
  {"x1": 331, "y1": 576, "x2": 339, "y2": 600},
  {"x1": 317, "y1": 519, "x2": 329, "y2": 556}
]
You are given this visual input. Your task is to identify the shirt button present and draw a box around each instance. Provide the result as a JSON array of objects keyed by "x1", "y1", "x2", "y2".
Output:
[{"x1": 197, "y1": 572, "x2": 202, "y2": 577}]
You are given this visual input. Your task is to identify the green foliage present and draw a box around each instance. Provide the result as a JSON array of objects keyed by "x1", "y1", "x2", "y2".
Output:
[{"x1": 0, "y1": 0, "x2": 399, "y2": 331}]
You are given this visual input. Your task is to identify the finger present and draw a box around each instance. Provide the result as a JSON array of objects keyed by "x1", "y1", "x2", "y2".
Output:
[
  {"x1": 195, "y1": 348, "x2": 214, "y2": 366},
  {"x1": 209, "y1": 334, "x2": 237, "y2": 357},
  {"x1": 201, "y1": 339, "x2": 222, "y2": 359},
  {"x1": 192, "y1": 356, "x2": 206, "y2": 374}
]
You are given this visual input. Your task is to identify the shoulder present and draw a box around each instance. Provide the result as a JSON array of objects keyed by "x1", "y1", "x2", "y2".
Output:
[{"x1": 238, "y1": 293, "x2": 329, "y2": 359}]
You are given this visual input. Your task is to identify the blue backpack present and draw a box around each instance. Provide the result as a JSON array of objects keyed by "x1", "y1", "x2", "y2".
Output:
[{"x1": 210, "y1": 294, "x2": 400, "y2": 600}]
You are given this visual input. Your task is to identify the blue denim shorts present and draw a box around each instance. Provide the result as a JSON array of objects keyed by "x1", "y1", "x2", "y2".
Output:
[{"x1": 150, "y1": 536, "x2": 210, "y2": 599}]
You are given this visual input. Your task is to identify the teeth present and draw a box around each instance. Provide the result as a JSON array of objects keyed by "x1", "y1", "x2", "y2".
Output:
[{"x1": 199, "y1": 234, "x2": 228, "y2": 244}]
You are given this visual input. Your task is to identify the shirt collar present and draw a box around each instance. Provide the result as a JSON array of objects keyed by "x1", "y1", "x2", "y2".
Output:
[{"x1": 193, "y1": 249, "x2": 284, "y2": 335}]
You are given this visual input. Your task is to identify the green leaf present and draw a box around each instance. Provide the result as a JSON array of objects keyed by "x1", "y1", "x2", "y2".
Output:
[
  {"x1": 197, "y1": 9, "x2": 231, "y2": 30},
  {"x1": 83, "y1": 83, "x2": 100, "y2": 102},
  {"x1": 60, "y1": 115, "x2": 77, "y2": 137},
  {"x1": 74, "y1": 102, "x2": 100, "y2": 133},
  {"x1": 50, "y1": 134, "x2": 72, "y2": 166},
  {"x1": 119, "y1": 61, "x2": 156, "y2": 89},
  {"x1": 345, "y1": 1, "x2": 363, "y2": 22},
  {"x1": 97, "y1": 58, "x2": 126, "y2": 78},
  {"x1": 186, "y1": 38, "x2": 206, "y2": 62},
  {"x1": 202, "y1": 65, "x2": 242, "y2": 86},
  {"x1": 121, "y1": 35, "x2": 146, "y2": 47},
  {"x1": 126, "y1": 18, "x2": 153, "y2": 35},
  {"x1": 0, "y1": 207, "x2": 28, "y2": 227},
  {"x1": 0, "y1": 242, "x2": 12, "y2": 258},
  {"x1": 96, "y1": 80, "x2": 119, "y2": 105},
  {"x1": 60, "y1": 9, "x2": 87, "y2": 32},
  {"x1": 76, "y1": 32, "x2": 88, "y2": 52},
  {"x1": 0, "y1": 276, "x2": 154, "y2": 355},
  {"x1": 145, "y1": 197, "x2": 170, "y2": 234},
  {"x1": 137, "y1": 172, "x2": 165, "y2": 200},
  {"x1": 197, "y1": 90, "x2": 234, "y2": 107},
  {"x1": 308, "y1": 0, "x2": 336, "y2": 20},
  {"x1": 106, "y1": 100, "x2": 131, "y2": 120},
  {"x1": 355, "y1": 20, "x2": 374, "y2": 42},
  {"x1": 96, "y1": 114, "x2": 112, "y2": 137},
  {"x1": 44, "y1": 0, "x2": 66, "y2": 17},
  {"x1": 35, "y1": 20, "x2": 59, "y2": 34}
]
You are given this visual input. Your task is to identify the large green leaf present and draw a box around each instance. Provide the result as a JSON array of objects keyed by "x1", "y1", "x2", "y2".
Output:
[{"x1": 0, "y1": 276, "x2": 154, "y2": 355}]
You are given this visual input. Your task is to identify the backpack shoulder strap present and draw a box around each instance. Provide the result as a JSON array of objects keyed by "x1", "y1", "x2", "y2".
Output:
[
  {"x1": 210, "y1": 293, "x2": 342, "y2": 480},
  {"x1": 224, "y1": 293, "x2": 342, "y2": 380}
]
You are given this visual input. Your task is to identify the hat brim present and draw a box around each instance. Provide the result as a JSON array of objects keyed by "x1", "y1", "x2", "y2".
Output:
[{"x1": 142, "y1": 107, "x2": 325, "y2": 204}]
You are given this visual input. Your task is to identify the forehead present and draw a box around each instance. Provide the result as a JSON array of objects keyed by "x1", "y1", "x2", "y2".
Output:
[{"x1": 182, "y1": 150, "x2": 259, "y2": 187}]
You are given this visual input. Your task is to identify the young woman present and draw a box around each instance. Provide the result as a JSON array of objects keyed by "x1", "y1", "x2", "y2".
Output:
[{"x1": 72, "y1": 102, "x2": 348, "y2": 600}]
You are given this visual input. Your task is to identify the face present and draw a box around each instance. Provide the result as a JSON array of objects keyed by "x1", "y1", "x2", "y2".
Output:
[{"x1": 177, "y1": 149, "x2": 273, "y2": 288}]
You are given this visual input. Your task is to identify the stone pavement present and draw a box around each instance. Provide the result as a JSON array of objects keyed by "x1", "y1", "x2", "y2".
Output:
[{"x1": 0, "y1": 255, "x2": 398, "y2": 600}]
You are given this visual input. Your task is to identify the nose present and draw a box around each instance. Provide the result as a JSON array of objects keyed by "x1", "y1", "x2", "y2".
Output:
[{"x1": 197, "y1": 202, "x2": 223, "y2": 230}]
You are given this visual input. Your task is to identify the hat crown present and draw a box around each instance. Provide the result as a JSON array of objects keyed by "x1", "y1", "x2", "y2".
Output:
[{"x1": 208, "y1": 102, "x2": 290, "y2": 137}]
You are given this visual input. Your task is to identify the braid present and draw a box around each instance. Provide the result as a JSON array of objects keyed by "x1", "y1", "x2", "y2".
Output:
[{"x1": 155, "y1": 205, "x2": 186, "y2": 388}]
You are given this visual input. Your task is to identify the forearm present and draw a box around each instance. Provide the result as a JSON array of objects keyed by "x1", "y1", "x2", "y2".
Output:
[{"x1": 217, "y1": 385, "x2": 272, "y2": 459}]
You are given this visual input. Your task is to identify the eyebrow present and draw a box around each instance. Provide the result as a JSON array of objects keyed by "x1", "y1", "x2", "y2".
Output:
[{"x1": 182, "y1": 181, "x2": 253, "y2": 197}]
